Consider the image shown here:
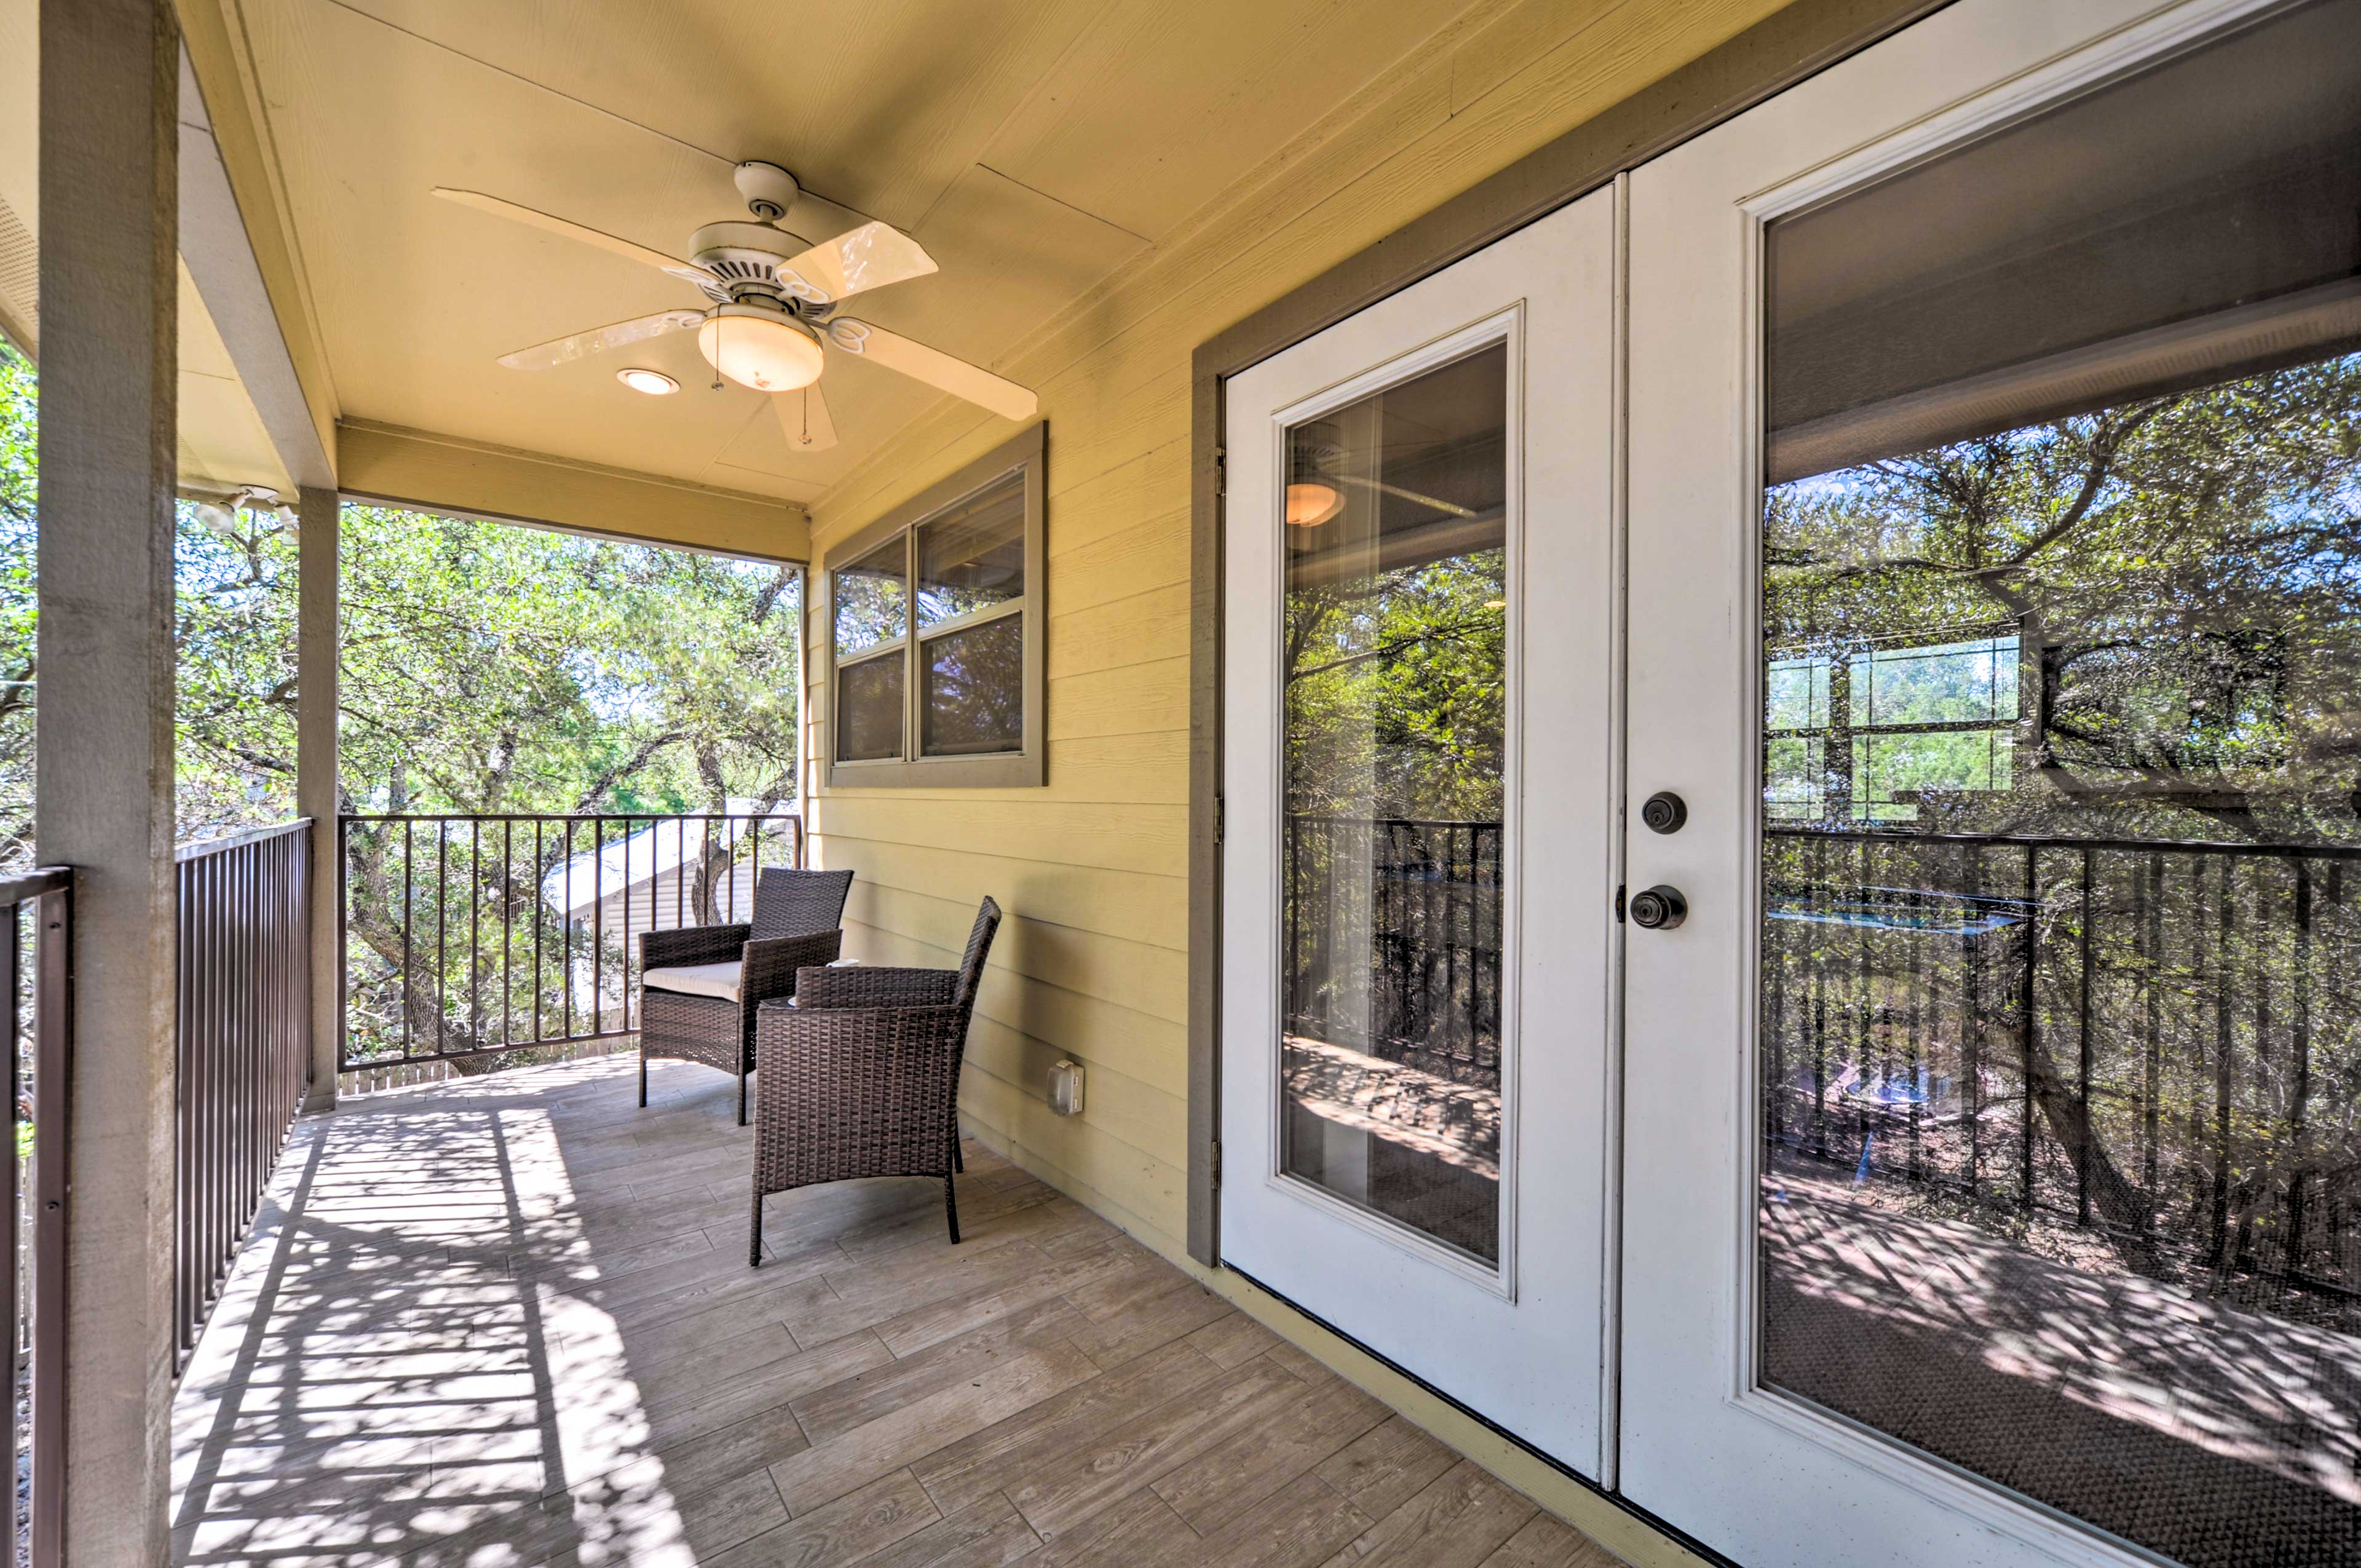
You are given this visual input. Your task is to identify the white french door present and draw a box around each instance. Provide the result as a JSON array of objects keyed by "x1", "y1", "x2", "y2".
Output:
[
  {"x1": 1221, "y1": 187, "x2": 1619, "y2": 1472},
  {"x1": 1622, "y1": 1, "x2": 2361, "y2": 1566}
]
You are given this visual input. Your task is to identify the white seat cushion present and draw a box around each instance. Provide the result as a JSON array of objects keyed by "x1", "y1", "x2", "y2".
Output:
[{"x1": 640, "y1": 960, "x2": 742, "y2": 1005}]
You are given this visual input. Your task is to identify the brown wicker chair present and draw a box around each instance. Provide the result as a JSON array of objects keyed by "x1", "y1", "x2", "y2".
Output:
[
  {"x1": 748, "y1": 896, "x2": 1002, "y2": 1264},
  {"x1": 637, "y1": 867, "x2": 856, "y2": 1123}
]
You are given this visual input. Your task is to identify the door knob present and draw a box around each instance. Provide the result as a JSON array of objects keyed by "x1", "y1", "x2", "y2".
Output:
[{"x1": 1629, "y1": 885, "x2": 1687, "y2": 930}]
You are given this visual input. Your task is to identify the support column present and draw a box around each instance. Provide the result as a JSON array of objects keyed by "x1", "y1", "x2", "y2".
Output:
[
  {"x1": 299, "y1": 485, "x2": 340, "y2": 1111},
  {"x1": 34, "y1": 1, "x2": 180, "y2": 1562}
]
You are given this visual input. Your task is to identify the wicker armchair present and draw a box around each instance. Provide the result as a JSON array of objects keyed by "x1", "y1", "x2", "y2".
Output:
[
  {"x1": 749, "y1": 896, "x2": 1002, "y2": 1264},
  {"x1": 638, "y1": 867, "x2": 856, "y2": 1123}
]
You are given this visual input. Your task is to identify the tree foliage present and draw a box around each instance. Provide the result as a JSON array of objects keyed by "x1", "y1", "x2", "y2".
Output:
[
  {"x1": 0, "y1": 338, "x2": 804, "y2": 1067},
  {"x1": 1284, "y1": 547, "x2": 1506, "y2": 821},
  {"x1": 1768, "y1": 350, "x2": 2361, "y2": 842}
]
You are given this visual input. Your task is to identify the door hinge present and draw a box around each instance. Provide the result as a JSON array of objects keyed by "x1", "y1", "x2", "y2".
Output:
[
  {"x1": 1615, "y1": 883, "x2": 1626, "y2": 923},
  {"x1": 1209, "y1": 1139, "x2": 1222, "y2": 1187},
  {"x1": 1214, "y1": 446, "x2": 1227, "y2": 497},
  {"x1": 1214, "y1": 792, "x2": 1225, "y2": 845}
]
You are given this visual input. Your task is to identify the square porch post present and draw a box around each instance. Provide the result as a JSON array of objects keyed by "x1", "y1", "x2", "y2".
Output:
[
  {"x1": 34, "y1": 0, "x2": 181, "y2": 1560},
  {"x1": 299, "y1": 485, "x2": 339, "y2": 1109}
]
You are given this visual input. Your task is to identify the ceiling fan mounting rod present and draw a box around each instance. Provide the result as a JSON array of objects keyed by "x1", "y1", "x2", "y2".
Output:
[{"x1": 734, "y1": 160, "x2": 802, "y2": 222}]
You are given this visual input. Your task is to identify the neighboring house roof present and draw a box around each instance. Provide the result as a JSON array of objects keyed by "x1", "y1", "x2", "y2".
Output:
[{"x1": 540, "y1": 799, "x2": 792, "y2": 919}]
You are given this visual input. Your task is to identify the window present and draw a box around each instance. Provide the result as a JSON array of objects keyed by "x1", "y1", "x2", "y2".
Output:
[
  {"x1": 824, "y1": 424, "x2": 1044, "y2": 786},
  {"x1": 1764, "y1": 630, "x2": 2018, "y2": 823}
]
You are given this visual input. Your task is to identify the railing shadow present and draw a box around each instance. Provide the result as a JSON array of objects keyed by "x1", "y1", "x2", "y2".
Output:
[
  {"x1": 171, "y1": 1059, "x2": 723, "y2": 1567},
  {"x1": 1762, "y1": 1169, "x2": 2361, "y2": 1566},
  {"x1": 168, "y1": 1055, "x2": 953, "y2": 1568}
]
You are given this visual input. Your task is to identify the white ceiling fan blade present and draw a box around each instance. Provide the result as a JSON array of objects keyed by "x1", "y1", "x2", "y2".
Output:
[
  {"x1": 496, "y1": 310, "x2": 703, "y2": 371},
  {"x1": 823, "y1": 319, "x2": 1037, "y2": 422},
  {"x1": 773, "y1": 382, "x2": 838, "y2": 452},
  {"x1": 775, "y1": 221, "x2": 936, "y2": 305},
  {"x1": 1334, "y1": 472, "x2": 1478, "y2": 518},
  {"x1": 433, "y1": 189, "x2": 716, "y2": 288}
]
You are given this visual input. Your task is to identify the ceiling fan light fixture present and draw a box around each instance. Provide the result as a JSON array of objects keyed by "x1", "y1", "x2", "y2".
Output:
[
  {"x1": 697, "y1": 306, "x2": 824, "y2": 392},
  {"x1": 616, "y1": 367, "x2": 679, "y2": 395},
  {"x1": 1284, "y1": 482, "x2": 1343, "y2": 528}
]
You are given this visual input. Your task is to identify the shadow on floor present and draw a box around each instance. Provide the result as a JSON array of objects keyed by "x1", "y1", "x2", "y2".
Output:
[{"x1": 168, "y1": 1055, "x2": 1613, "y2": 1568}]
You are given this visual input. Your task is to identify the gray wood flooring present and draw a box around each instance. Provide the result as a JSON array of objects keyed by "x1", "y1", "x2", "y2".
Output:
[{"x1": 170, "y1": 1053, "x2": 1616, "y2": 1568}]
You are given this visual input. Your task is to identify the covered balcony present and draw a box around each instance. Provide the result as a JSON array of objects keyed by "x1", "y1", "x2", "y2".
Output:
[{"x1": 9, "y1": 0, "x2": 2360, "y2": 1566}]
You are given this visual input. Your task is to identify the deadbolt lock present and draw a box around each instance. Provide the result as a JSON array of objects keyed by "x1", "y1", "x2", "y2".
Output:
[{"x1": 1641, "y1": 791, "x2": 1688, "y2": 834}]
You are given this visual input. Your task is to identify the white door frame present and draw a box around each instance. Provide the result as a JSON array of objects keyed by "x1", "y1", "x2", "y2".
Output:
[
  {"x1": 1619, "y1": 2, "x2": 2286, "y2": 1566},
  {"x1": 1220, "y1": 186, "x2": 1621, "y2": 1476}
]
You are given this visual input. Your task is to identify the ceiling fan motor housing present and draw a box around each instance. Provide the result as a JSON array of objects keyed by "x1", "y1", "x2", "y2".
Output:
[{"x1": 687, "y1": 220, "x2": 815, "y2": 306}]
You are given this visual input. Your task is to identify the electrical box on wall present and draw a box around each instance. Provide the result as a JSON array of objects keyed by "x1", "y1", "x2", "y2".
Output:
[{"x1": 1048, "y1": 1059, "x2": 1085, "y2": 1117}]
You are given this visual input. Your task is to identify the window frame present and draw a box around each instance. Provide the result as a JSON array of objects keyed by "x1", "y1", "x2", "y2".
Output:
[
  {"x1": 822, "y1": 422, "x2": 1046, "y2": 788},
  {"x1": 1763, "y1": 624, "x2": 2022, "y2": 823}
]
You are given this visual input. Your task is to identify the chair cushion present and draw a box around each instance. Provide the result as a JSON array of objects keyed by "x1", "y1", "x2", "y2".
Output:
[{"x1": 641, "y1": 960, "x2": 741, "y2": 1004}]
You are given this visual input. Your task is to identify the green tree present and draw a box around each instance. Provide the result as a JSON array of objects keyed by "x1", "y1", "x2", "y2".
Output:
[{"x1": 0, "y1": 338, "x2": 805, "y2": 1066}]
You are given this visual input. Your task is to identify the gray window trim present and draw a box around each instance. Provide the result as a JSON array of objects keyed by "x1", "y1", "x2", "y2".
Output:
[{"x1": 823, "y1": 422, "x2": 1046, "y2": 789}]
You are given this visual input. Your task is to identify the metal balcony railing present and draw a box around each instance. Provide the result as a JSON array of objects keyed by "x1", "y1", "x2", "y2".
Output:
[
  {"x1": 336, "y1": 812, "x2": 805, "y2": 1082},
  {"x1": 175, "y1": 822, "x2": 312, "y2": 1364},
  {"x1": 1283, "y1": 815, "x2": 2361, "y2": 1307},
  {"x1": 1766, "y1": 826, "x2": 2361, "y2": 1309},
  {"x1": 1283, "y1": 815, "x2": 1505, "y2": 1091},
  {"x1": 2, "y1": 864, "x2": 70, "y2": 1568}
]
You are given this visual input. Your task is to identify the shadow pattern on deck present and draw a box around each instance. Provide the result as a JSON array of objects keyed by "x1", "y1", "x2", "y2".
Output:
[{"x1": 170, "y1": 1055, "x2": 1612, "y2": 1568}]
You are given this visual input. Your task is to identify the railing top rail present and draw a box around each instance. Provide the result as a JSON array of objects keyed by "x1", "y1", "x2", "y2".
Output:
[
  {"x1": 340, "y1": 810, "x2": 801, "y2": 824},
  {"x1": 1766, "y1": 825, "x2": 2361, "y2": 860},
  {"x1": 176, "y1": 818, "x2": 314, "y2": 863},
  {"x1": 0, "y1": 865, "x2": 72, "y2": 906},
  {"x1": 1286, "y1": 814, "x2": 1505, "y2": 830}
]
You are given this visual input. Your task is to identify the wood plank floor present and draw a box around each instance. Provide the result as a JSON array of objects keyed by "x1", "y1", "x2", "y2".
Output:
[{"x1": 171, "y1": 1053, "x2": 1617, "y2": 1568}]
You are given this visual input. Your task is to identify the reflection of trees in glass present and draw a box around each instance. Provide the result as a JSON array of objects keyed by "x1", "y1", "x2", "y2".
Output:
[
  {"x1": 836, "y1": 655, "x2": 904, "y2": 762},
  {"x1": 1768, "y1": 350, "x2": 2361, "y2": 844},
  {"x1": 1763, "y1": 348, "x2": 2361, "y2": 1322},
  {"x1": 1284, "y1": 547, "x2": 1506, "y2": 820},
  {"x1": 922, "y1": 615, "x2": 1022, "y2": 754},
  {"x1": 832, "y1": 541, "x2": 907, "y2": 656},
  {"x1": 917, "y1": 475, "x2": 1024, "y2": 626}
]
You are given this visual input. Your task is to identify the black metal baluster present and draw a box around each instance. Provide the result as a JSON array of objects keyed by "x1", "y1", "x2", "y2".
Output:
[
  {"x1": 2212, "y1": 855, "x2": 2234, "y2": 1263},
  {"x1": 592, "y1": 817, "x2": 604, "y2": 1034},
  {"x1": 436, "y1": 823, "x2": 449, "y2": 1058},
  {"x1": 563, "y1": 818, "x2": 575, "y2": 1041},
  {"x1": 2020, "y1": 844, "x2": 2037, "y2": 1218},
  {"x1": 401, "y1": 820, "x2": 414, "y2": 1059},
  {"x1": 503, "y1": 820, "x2": 513, "y2": 1047},
  {"x1": 2077, "y1": 847, "x2": 2094, "y2": 1226},
  {"x1": 2140, "y1": 852, "x2": 2161, "y2": 1207},
  {"x1": 470, "y1": 819, "x2": 482, "y2": 1047},
  {"x1": 533, "y1": 818, "x2": 545, "y2": 1045},
  {"x1": 2288, "y1": 858, "x2": 2314, "y2": 1284}
]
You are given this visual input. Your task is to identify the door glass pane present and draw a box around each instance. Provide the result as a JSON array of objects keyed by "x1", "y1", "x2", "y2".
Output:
[
  {"x1": 1281, "y1": 341, "x2": 1509, "y2": 1265},
  {"x1": 917, "y1": 470, "x2": 1026, "y2": 625},
  {"x1": 836, "y1": 654, "x2": 903, "y2": 762},
  {"x1": 921, "y1": 614, "x2": 1022, "y2": 756},
  {"x1": 1758, "y1": 8, "x2": 2361, "y2": 1564},
  {"x1": 834, "y1": 536, "x2": 907, "y2": 657}
]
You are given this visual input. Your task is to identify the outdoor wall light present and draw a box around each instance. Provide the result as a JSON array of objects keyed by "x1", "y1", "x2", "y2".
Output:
[
  {"x1": 615, "y1": 367, "x2": 679, "y2": 395},
  {"x1": 695, "y1": 306, "x2": 825, "y2": 392}
]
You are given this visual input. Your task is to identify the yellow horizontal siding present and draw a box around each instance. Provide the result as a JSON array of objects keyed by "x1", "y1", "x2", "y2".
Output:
[{"x1": 804, "y1": 0, "x2": 1790, "y2": 1275}]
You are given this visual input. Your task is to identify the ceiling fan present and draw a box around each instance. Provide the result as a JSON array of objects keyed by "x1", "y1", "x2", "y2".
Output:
[{"x1": 433, "y1": 161, "x2": 1038, "y2": 453}]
